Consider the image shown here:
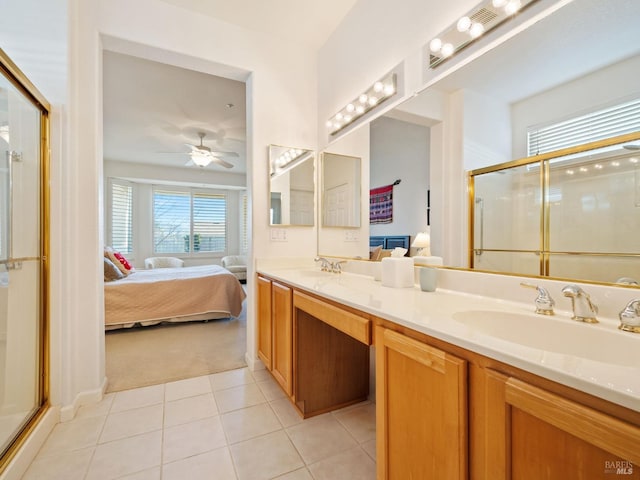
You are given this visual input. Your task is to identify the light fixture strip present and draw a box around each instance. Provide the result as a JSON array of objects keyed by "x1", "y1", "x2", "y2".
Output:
[
  {"x1": 428, "y1": 0, "x2": 538, "y2": 69},
  {"x1": 327, "y1": 73, "x2": 397, "y2": 136}
]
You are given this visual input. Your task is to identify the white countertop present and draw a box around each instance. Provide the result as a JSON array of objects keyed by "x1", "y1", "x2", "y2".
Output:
[{"x1": 257, "y1": 264, "x2": 640, "y2": 413}]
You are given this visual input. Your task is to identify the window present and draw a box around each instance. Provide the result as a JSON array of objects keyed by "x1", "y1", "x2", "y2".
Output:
[
  {"x1": 153, "y1": 187, "x2": 227, "y2": 254},
  {"x1": 527, "y1": 98, "x2": 640, "y2": 156},
  {"x1": 109, "y1": 180, "x2": 133, "y2": 254}
]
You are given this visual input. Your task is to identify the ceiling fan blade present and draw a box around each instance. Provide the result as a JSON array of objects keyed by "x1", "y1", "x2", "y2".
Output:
[
  {"x1": 209, "y1": 150, "x2": 239, "y2": 158},
  {"x1": 211, "y1": 157, "x2": 234, "y2": 169}
]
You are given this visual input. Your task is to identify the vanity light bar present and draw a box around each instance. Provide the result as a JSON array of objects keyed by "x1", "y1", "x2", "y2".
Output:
[
  {"x1": 270, "y1": 149, "x2": 312, "y2": 178},
  {"x1": 326, "y1": 73, "x2": 397, "y2": 136},
  {"x1": 428, "y1": 0, "x2": 537, "y2": 68}
]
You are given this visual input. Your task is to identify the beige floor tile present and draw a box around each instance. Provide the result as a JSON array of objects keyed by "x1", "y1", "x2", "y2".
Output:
[
  {"x1": 249, "y1": 367, "x2": 272, "y2": 383},
  {"x1": 38, "y1": 415, "x2": 106, "y2": 456},
  {"x1": 361, "y1": 438, "x2": 376, "y2": 462},
  {"x1": 118, "y1": 466, "x2": 161, "y2": 479},
  {"x1": 164, "y1": 392, "x2": 218, "y2": 427},
  {"x1": 214, "y1": 382, "x2": 266, "y2": 413},
  {"x1": 74, "y1": 393, "x2": 115, "y2": 419},
  {"x1": 257, "y1": 377, "x2": 287, "y2": 402},
  {"x1": 111, "y1": 384, "x2": 165, "y2": 413},
  {"x1": 22, "y1": 446, "x2": 94, "y2": 480},
  {"x1": 333, "y1": 402, "x2": 376, "y2": 443},
  {"x1": 272, "y1": 467, "x2": 313, "y2": 479},
  {"x1": 210, "y1": 367, "x2": 255, "y2": 391},
  {"x1": 99, "y1": 404, "x2": 163, "y2": 443},
  {"x1": 269, "y1": 398, "x2": 303, "y2": 428},
  {"x1": 286, "y1": 414, "x2": 357, "y2": 465},
  {"x1": 221, "y1": 403, "x2": 282, "y2": 444},
  {"x1": 163, "y1": 416, "x2": 227, "y2": 464},
  {"x1": 165, "y1": 375, "x2": 212, "y2": 402},
  {"x1": 85, "y1": 431, "x2": 162, "y2": 480},
  {"x1": 230, "y1": 430, "x2": 304, "y2": 480},
  {"x1": 163, "y1": 447, "x2": 237, "y2": 480},
  {"x1": 308, "y1": 447, "x2": 376, "y2": 480}
]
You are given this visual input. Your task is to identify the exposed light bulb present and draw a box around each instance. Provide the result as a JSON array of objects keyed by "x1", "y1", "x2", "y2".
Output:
[
  {"x1": 344, "y1": 115, "x2": 352, "y2": 122},
  {"x1": 469, "y1": 22, "x2": 484, "y2": 38},
  {"x1": 566, "y1": 169, "x2": 575, "y2": 175},
  {"x1": 457, "y1": 16, "x2": 471, "y2": 32},
  {"x1": 325, "y1": 120, "x2": 332, "y2": 128},
  {"x1": 504, "y1": 0, "x2": 522, "y2": 15},
  {"x1": 373, "y1": 81, "x2": 384, "y2": 92},
  {"x1": 359, "y1": 94, "x2": 368, "y2": 104},
  {"x1": 429, "y1": 38, "x2": 442, "y2": 53},
  {"x1": 441, "y1": 43, "x2": 454, "y2": 57},
  {"x1": 336, "y1": 112, "x2": 343, "y2": 121},
  {"x1": 368, "y1": 96, "x2": 378, "y2": 106},
  {"x1": 346, "y1": 103, "x2": 355, "y2": 113},
  {"x1": 611, "y1": 161, "x2": 620, "y2": 167},
  {"x1": 492, "y1": 0, "x2": 507, "y2": 7},
  {"x1": 383, "y1": 83, "x2": 395, "y2": 96},
  {"x1": 333, "y1": 122, "x2": 341, "y2": 130},
  {"x1": 579, "y1": 167, "x2": 588, "y2": 172},
  {"x1": 594, "y1": 164, "x2": 603, "y2": 169},
  {"x1": 355, "y1": 105, "x2": 365, "y2": 114}
]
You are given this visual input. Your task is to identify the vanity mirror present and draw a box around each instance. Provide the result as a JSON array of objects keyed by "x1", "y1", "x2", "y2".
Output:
[
  {"x1": 321, "y1": 152, "x2": 361, "y2": 227},
  {"x1": 268, "y1": 144, "x2": 315, "y2": 226},
  {"x1": 319, "y1": 0, "x2": 640, "y2": 287}
]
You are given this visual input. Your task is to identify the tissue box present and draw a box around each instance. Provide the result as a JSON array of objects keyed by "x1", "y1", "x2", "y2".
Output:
[{"x1": 381, "y1": 257, "x2": 414, "y2": 288}]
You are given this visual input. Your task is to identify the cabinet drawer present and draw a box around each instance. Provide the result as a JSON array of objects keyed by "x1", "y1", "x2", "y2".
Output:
[{"x1": 293, "y1": 291, "x2": 371, "y2": 345}]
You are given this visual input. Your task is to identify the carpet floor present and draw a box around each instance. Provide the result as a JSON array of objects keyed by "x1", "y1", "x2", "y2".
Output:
[{"x1": 105, "y1": 311, "x2": 247, "y2": 393}]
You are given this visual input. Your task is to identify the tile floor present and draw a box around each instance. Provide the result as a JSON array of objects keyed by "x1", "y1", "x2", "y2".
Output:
[{"x1": 23, "y1": 368, "x2": 376, "y2": 480}]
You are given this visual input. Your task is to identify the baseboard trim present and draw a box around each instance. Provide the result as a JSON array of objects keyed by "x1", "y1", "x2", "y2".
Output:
[
  {"x1": 59, "y1": 376, "x2": 108, "y2": 423},
  {"x1": 245, "y1": 352, "x2": 264, "y2": 371}
]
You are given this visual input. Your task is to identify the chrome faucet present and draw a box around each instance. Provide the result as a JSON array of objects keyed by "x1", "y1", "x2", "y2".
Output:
[
  {"x1": 331, "y1": 260, "x2": 346, "y2": 274},
  {"x1": 561, "y1": 284, "x2": 598, "y2": 323},
  {"x1": 314, "y1": 257, "x2": 331, "y2": 272},
  {"x1": 619, "y1": 299, "x2": 640, "y2": 333},
  {"x1": 520, "y1": 283, "x2": 555, "y2": 315}
]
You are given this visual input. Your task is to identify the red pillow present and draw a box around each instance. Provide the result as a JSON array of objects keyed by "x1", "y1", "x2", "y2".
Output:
[{"x1": 113, "y1": 252, "x2": 133, "y2": 271}]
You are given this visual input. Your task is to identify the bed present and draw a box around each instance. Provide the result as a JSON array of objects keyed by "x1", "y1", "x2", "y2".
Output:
[{"x1": 104, "y1": 264, "x2": 246, "y2": 329}]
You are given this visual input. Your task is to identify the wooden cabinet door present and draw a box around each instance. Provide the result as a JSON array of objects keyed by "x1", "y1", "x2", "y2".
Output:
[
  {"x1": 478, "y1": 371, "x2": 640, "y2": 480},
  {"x1": 271, "y1": 281, "x2": 293, "y2": 396},
  {"x1": 376, "y1": 326, "x2": 468, "y2": 480},
  {"x1": 256, "y1": 276, "x2": 272, "y2": 370}
]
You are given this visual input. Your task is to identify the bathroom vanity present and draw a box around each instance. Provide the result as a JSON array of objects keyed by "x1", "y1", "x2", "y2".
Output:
[{"x1": 256, "y1": 265, "x2": 640, "y2": 479}]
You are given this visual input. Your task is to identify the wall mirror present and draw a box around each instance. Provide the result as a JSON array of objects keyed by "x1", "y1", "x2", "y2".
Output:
[
  {"x1": 321, "y1": 152, "x2": 361, "y2": 227},
  {"x1": 320, "y1": 0, "x2": 640, "y2": 287},
  {"x1": 268, "y1": 144, "x2": 315, "y2": 226}
]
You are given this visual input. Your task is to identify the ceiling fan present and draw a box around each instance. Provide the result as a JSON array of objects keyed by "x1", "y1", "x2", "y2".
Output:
[{"x1": 184, "y1": 131, "x2": 238, "y2": 168}]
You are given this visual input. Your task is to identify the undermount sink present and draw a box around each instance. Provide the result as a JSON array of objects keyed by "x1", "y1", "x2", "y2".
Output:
[{"x1": 452, "y1": 310, "x2": 639, "y2": 368}]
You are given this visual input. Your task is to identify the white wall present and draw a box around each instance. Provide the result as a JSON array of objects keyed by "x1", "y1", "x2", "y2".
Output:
[{"x1": 370, "y1": 116, "x2": 430, "y2": 240}]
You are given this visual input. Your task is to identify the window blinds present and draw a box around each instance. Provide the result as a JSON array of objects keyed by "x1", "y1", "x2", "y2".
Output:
[
  {"x1": 527, "y1": 98, "x2": 640, "y2": 156},
  {"x1": 110, "y1": 181, "x2": 133, "y2": 254}
]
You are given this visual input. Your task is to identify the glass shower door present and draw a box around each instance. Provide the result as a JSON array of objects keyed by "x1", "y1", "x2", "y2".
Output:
[{"x1": 0, "y1": 57, "x2": 46, "y2": 461}]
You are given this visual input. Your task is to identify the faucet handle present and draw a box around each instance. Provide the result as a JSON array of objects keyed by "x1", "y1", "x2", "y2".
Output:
[
  {"x1": 331, "y1": 260, "x2": 347, "y2": 273},
  {"x1": 619, "y1": 299, "x2": 640, "y2": 333},
  {"x1": 520, "y1": 282, "x2": 555, "y2": 315},
  {"x1": 314, "y1": 257, "x2": 330, "y2": 271},
  {"x1": 561, "y1": 284, "x2": 598, "y2": 323}
]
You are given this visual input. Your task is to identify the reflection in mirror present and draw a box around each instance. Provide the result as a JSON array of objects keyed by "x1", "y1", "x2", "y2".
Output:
[
  {"x1": 321, "y1": 152, "x2": 361, "y2": 227},
  {"x1": 268, "y1": 145, "x2": 315, "y2": 226},
  {"x1": 470, "y1": 134, "x2": 640, "y2": 285}
]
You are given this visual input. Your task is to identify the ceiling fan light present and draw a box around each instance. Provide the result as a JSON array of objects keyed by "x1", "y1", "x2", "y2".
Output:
[{"x1": 190, "y1": 153, "x2": 212, "y2": 167}]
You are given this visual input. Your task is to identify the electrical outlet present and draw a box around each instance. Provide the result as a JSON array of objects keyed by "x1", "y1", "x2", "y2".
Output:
[
  {"x1": 344, "y1": 230, "x2": 359, "y2": 242},
  {"x1": 270, "y1": 228, "x2": 288, "y2": 242}
]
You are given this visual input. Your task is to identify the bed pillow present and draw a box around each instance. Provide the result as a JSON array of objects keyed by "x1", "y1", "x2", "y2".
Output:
[
  {"x1": 104, "y1": 257, "x2": 125, "y2": 282},
  {"x1": 105, "y1": 247, "x2": 133, "y2": 275}
]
